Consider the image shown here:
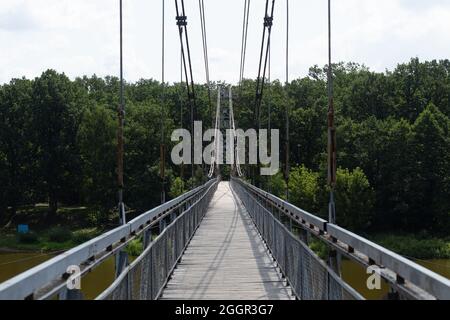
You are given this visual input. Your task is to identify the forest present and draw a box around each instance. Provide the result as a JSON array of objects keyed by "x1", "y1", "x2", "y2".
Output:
[{"x1": 0, "y1": 58, "x2": 449, "y2": 257}]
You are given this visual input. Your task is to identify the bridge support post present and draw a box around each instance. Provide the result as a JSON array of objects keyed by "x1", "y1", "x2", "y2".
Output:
[
  {"x1": 115, "y1": 250, "x2": 129, "y2": 278},
  {"x1": 298, "y1": 228, "x2": 309, "y2": 245},
  {"x1": 327, "y1": 249, "x2": 342, "y2": 300},
  {"x1": 58, "y1": 288, "x2": 84, "y2": 300},
  {"x1": 159, "y1": 217, "x2": 167, "y2": 233},
  {"x1": 143, "y1": 228, "x2": 153, "y2": 248},
  {"x1": 66, "y1": 289, "x2": 84, "y2": 300}
]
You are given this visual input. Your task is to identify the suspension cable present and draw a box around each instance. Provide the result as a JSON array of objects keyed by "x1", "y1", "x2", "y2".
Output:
[
  {"x1": 327, "y1": 0, "x2": 337, "y2": 223},
  {"x1": 285, "y1": 0, "x2": 290, "y2": 200},
  {"x1": 239, "y1": 0, "x2": 251, "y2": 88},
  {"x1": 175, "y1": 0, "x2": 197, "y2": 187},
  {"x1": 117, "y1": 0, "x2": 126, "y2": 225},
  {"x1": 229, "y1": 86, "x2": 243, "y2": 177},
  {"x1": 267, "y1": 43, "x2": 272, "y2": 192},
  {"x1": 255, "y1": 0, "x2": 275, "y2": 130},
  {"x1": 179, "y1": 47, "x2": 185, "y2": 181},
  {"x1": 253, "y1": 0, "x2": 276, "y2": 185},
  {"x1": 268, "y1": 43, "x2": 271, "y2": 132},
  {"x1": 198, "y1": 0, "x2": 213, "y2": 128},
  {"x1": 208, "y1": 86, "x2": 222, "y2": 178},
  {"x1": 160, "y1": 0, "x2": 166, "y2": 204}
]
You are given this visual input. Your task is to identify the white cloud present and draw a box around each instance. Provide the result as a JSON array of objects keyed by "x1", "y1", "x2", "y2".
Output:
[{"x1": 0, "y1": 0, "x2": 449, "y2": 84}]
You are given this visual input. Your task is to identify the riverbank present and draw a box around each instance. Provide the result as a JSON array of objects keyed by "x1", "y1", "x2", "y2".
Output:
[
  {"x1": 2, "y1": 228, "x2": 448, "y2": 260},
  {"x1": 0, "y1": 227, "x2": 101, "y2": 253}
]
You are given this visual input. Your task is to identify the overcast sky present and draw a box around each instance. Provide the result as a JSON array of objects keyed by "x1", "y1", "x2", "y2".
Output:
[{"x1": 0, "y1": 0, "x2": 449, "y2": 85}]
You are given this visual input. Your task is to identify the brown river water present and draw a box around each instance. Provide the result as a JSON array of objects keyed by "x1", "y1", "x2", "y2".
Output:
[{"x1": 0, "y1": 252, "x2": 449, "y2": 300}]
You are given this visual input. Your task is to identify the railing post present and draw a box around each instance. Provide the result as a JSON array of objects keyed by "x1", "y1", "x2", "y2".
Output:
[
  {"x1": 58, "y1": 286, "x2": 84, "y2": 300},
  {"x1": 298, "y1": 228, "x2": 309, "y2": 245},
  {"x1": 115, "y1": 250, "x2": 129, "y2": 278},
  {"x1": 327, "y1": 248, "x2": 342, "y2": 300},
  {"x1": 171, "y1": 211, "x2": 177, "y2": 223},
  {"x1": 143, "y1": 228, "x2": 153, "y2": 248},
  {"x1": 159, "y1": 217, "x2": 167, "y2": 233}
]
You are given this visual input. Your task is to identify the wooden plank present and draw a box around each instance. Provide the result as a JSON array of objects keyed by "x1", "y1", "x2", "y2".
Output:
[{"x1": 161, "y1": 182, "x2": 293, "y2": 300}]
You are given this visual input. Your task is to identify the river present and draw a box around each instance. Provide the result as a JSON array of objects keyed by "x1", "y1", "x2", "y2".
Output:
[{"x1": 0, "y1": 252, "x2": 449, "y2": 300}]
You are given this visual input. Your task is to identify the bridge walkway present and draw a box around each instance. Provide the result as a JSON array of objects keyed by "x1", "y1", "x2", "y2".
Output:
[{"x1": 160, "y1": 182, "x2": 293, "y2": 300}]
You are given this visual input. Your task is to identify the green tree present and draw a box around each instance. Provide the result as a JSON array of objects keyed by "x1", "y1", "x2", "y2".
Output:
[
  {"x1": 0, "y1": 78, "x2": 35, "y2": 223},
  {"x1": 372, "y1": 118, "x2": 413, "y2": 230},
  {"x1": 170, "y1": 177, "x2": 186, "y2": 199},
  {"x1": 408, "y1": 104, "x2": 450, "y2": 232},
  {"x1": 124, "y1": 101, "x2": 173, "y2": 210},
  {"x1": 260, "y1": 171, "x2": 287, "y2": 199},
  {"x1": 289, "y1": 166, "x2": 320, "y2": 214},
  {"x1": 32, "y1": 70, "x2": 86, "y2": 219},
  {"x1": 334, "y1": 168, "x2": 375, "y2": 231},
  {"x1": 77, "y1": 104, "x2": 117, "y2": 208}
]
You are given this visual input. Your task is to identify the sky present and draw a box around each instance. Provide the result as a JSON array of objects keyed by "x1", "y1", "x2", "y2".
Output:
[{"x1": 0, "y1": 0, "x2": 449, "y2": 85}]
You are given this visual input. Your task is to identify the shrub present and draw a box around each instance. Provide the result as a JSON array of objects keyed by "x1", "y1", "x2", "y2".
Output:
[
  {"x1": 265, "y1": 173, "x2": 287, "y2": 199},
  {"x1": 85, "y1": 208, "x2": 111, "y2": 227},
  {"x1": 17, "y1": 232, "x2": 39, "y2": 244},
  {"x1": 47, "y1": 227, "x2": 72, "y2": 242},
  {"x1": 170, "y1": 177, "x2": 186, "y2": 199},
  {"x1": 126, "y1": 239, "x2": 143, "y2": 257},
  {"x1": 72, "y1": 228, "x2": 99, "y2": 244},
  {"x1": 309, "y1": 239, "x2": 329, "y2": 260}
]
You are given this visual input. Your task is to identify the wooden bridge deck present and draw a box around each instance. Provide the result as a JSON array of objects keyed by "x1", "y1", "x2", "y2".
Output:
[{"x1": 161, "y1": 182, "x2": 293, "y2": 300}]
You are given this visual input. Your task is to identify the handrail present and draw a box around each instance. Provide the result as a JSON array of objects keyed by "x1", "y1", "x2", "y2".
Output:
[
  {"x1": 327, "y1": 224, "x2": 450, "y2": 300},
  {"x1": 96, "y1": 178, "x2": 219, "y2": 300},
  {"x1": 231, "y1": 180, "x2": 364, "y2": 300},
  {"x1": 0, "y1": 179, "x2": 216, "y2": 300},
  {"x1": 239, "y1": 179, "x2": 327, "y2": 231},
  {"x1": 232, "y1": 177, "x2": 450, "y2": 300}
]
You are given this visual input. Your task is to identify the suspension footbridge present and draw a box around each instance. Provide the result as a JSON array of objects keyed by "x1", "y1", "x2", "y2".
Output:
[
  {"x1": 0, "y1": 178, "x2": 449, "y2": 300},
  {"x1": 0, "y1": 0, "x2": 449, "y2": 301}
]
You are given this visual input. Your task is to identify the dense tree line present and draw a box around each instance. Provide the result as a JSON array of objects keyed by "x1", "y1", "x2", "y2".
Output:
[{"x1": 0, "y1": 58, "x2": 449, "y2": 235}]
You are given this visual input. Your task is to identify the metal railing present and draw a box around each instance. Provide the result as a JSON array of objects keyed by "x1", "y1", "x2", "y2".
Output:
[
  {"x1": 231, "y1": 179, "x2": 364, "y2": 300},
  {"x1": 231, "y1": 178, "x2": 450, "y2": 300},
  {"x1": 96, "y1": 179, "x2": 219, "y2": 300},
  {"x1": 0, "y1": 179, "x2": 218, "y2": 300}
]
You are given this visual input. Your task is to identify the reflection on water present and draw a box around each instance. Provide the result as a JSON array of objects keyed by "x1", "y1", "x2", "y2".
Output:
[
  {"x1": 0, "y1": 253, "x2": 123, "y2": 300},
  {"x1": 1, "y1": 252, "x2": 448, "y2": 300},
  {"x1": 415, "y1": 259, "x2": 450, "y2": 279},
  {"x1": 341, "y1": 258, "x2": 450, "y2": 300},
  {"x1": 80, "y1": 256, "x2": 116, "y2": 300},
  {"x1": 341, "y1": 259, "x2": 390, "y2": 300},
  {"x1": 0, "y1": 252, "x2": 55, "y2": 284}
]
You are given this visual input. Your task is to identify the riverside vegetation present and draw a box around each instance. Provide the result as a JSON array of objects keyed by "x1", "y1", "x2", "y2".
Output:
[{"x1": 0, "y1": 58, "x2": 449, "y2": 259}]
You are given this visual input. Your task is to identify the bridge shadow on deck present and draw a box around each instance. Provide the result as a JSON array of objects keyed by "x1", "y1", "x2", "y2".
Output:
[
  {"x1": 160, "y1": 182, "x2": 292, "y2": 300},
  {"x1": 229, "y1": 183, "x2": 293, "y2": 300}
]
